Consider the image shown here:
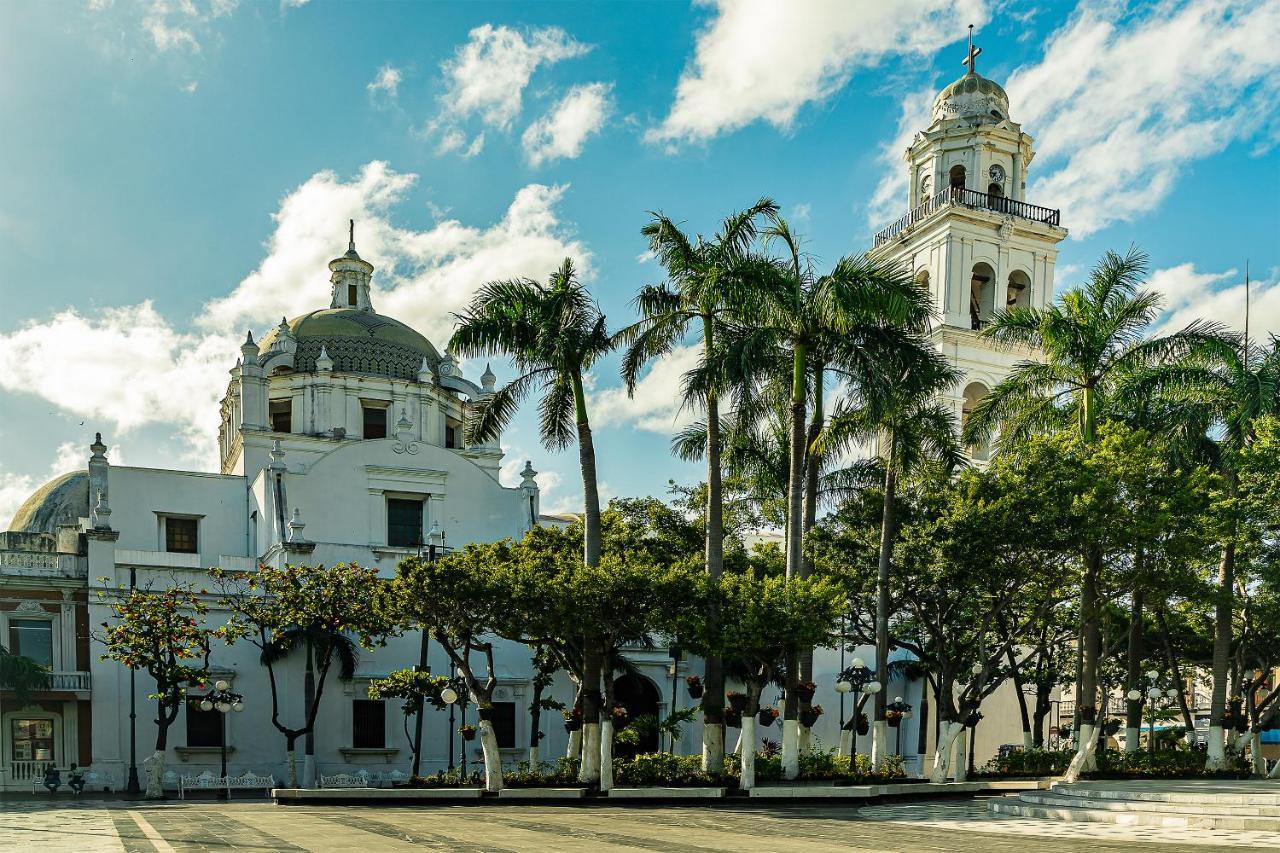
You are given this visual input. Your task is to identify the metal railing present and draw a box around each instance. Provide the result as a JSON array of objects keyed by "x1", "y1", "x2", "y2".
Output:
[
  {"x1": 46, "y1": 671, "x2": 92, "y2": 691},
  {"x1": 874, "y1": 187, "x2": 1061, "y2": 247}
]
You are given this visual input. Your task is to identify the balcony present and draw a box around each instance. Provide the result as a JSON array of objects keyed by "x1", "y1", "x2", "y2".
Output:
[
  {"x1": 874, "y1": 187, "x2": 1062, "y2": 248},
  {"x1": 0, "y1": 550, "x2": 85, "y2": 579}
]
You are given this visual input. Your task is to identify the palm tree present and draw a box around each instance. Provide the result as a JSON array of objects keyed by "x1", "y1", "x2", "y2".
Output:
[
  {"x1": 821, "y1": 347, "x2": 963, "y2": 767},
  {"x1": 618, "y1": 199, "x2": 776, "y2": 773},
  {"x1": 260, "y1": 625, "x2": 359, "y2": 787},
  {"x1": 962, "y1": 247, "x2": 1212, "y2": 780},
  {"x1": 451, "y1": 257, "x2": 615, "y2": 783},
  {"x1": 1122, "y1": 331, "x2": 1280, "y2": 767}
]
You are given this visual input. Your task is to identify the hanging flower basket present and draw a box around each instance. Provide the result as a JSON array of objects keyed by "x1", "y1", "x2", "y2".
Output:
[
  {"x1": 562, "y1": 708, "x2": 583, "y2": 732},
  {"x1": 964, "y1": 710, "x2": 983, "y2": 728},
  {"x1": 459, "y1": 724, "x2": 477, "y2": 742},
  {"x1": 610, "y1": 704, "x2": 630, "y2": 730},
  {"x1": 686, "y1": 675, "x2": 704, "y2": 699},
  {"x1": 800, "y1": 705, "x2": 824, "y2": 728},
  {"x1": 886, "y1": 710, "x2": 903, "y2": 729},
  {"x1": 758, "y1": 707, "x2": 779, "y2": 728},
  {"x1": 724, "y1": 707, "x2": 743, "y2": 729},
  {"x1": 856, "y1": 715, "x2": 870, "y2": 736},
  {"x1": 727, "y1": 691, "x2": 749, "y2": 713},
  {"x1": 794, "y1": 681, "x2": 817, "y2": 703}
]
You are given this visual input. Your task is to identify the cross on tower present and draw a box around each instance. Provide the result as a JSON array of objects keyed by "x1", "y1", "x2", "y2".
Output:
[{"x1": 962, "y1": 24, "x2": 982, "y2": 74}]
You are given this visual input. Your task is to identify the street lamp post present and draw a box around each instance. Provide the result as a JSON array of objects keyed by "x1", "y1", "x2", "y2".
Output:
[
  {"x1": 126, "y1": 564, "x2": 140, "y2": 796},
  {"x1": 836, "y1": 658, "x2": 880, "y2": 756},
  {"x1": 411, "y1": 522, "x2": 448, "y2": 777},
  {"x1": 1126, "y1": 669, "x2": 1179, "y2": 755},
  {"x1": 440, "y1": 678, "x2": 469, "y2": 785},
  {"x1": 667, "y1": 643, "x2": 682, "y2": 754},
  {"x1": 888, "y1": 696, "x2": 914, "y2": 756},
  {"x1": 192, "y1": 680, "x2": 245, "y2": 800}
]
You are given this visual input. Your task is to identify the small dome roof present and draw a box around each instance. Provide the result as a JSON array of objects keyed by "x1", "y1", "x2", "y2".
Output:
[
  {"x1": 8, "y1": 471, "x2": 89, "y2": 533},
  {"x1": 258, "y1": 308, "x2": 443, "y2": 382},
  {"x1": 932, "y1": 72, "x2": 1010, "y2": 123}
]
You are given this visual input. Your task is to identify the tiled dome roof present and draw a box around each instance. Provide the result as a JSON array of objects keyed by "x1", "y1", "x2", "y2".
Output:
[{"x1": 258, "y1": 308, "x2": 442, "y2": 382}]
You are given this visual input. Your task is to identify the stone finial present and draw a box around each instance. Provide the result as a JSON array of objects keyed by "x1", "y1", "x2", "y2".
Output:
[
  {"x1": 316, "y1": 345, "x2": 334, "y2": 372},
  {"x1": 480, "y1": 363, "x2": 496, "y2": 393},
  {"x1": 417, "y1": 356, "x2": 434, "y2": 384},
  {"x1": 268, "y1": 439, "x2": 287, "y2": 471},
  {"x1": 90, "y1": 432, "x2": 107, "y2": 461},
  {"x1": 92, "y1": 490, "x2": 112, "y2": 530},
  {"x1": 241, "y1": 330, "x2": 259, "y2": 358},
  {"x1": 519, "y1": 460, "x2": 539, "y2": 491},
  {"x1": 287, "y1": 508, "x2": 308, "y2": 543}
]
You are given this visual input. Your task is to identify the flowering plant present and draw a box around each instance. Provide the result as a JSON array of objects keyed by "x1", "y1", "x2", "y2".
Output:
[{"x1": 459, "y1": 724, "x2": 477, "y2": 741}]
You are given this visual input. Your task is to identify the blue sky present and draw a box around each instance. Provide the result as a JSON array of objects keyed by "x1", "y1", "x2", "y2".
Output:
[{"x1": 1, "y1": 0, "x2": 1277, "y2": 520}]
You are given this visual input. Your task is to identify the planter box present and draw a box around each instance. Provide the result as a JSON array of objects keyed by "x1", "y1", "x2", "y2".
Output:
[
  {"x1": 609, "y1": 787, "x2": 726, "y2": 799},
  {"x1": 273, "y1": 787, "x2": 483, "y2": 803},
  {"x1": 498, "y1": 787, "x2": 586, "y2": 800}
]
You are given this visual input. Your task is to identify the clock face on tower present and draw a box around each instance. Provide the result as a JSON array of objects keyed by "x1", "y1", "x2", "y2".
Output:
[{"x1": 988, "y1": 164, "x2": 1005, "y2": 183}]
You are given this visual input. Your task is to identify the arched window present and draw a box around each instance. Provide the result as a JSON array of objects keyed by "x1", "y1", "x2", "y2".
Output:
[
  {"x1": 969, "y1": 262, "x2": 996, "y2": 329},
  {"x1": 949, "y1": 165, "x2": 966, "y2": 194},
  {"x1": 962, "y1": 382, "x2": 992, "y2": 462},
  {"x1": 1006, "y1": 270, "x2": 1032, "y2": 309}
]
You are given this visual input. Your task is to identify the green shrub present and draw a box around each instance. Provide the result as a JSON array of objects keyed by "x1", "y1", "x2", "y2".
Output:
[
  {"x1": 408, "y1": 768, "x2": 483, "y2": 788},
  {"x1": 613, "y1": 752, "x2": 721, "y2": 787},
  {"x1": 1090, "y1": 749, "x2": 1251, "y2": 780},
  {"x1": 723, "y1": 749, "x2": 905, "y2": 784},
  {"x1": 979, "y1": 748, "x2": 1073, "y2": 777},
  {"x1": 503, "y1": 758, "x2": 583, "y2": 787}
]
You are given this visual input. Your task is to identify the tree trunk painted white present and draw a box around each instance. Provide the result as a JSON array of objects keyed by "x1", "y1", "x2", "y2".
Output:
[
  {"x1": 302, "y1": 753, "x2": 316, "y2": 789},
  {"x1": 1269, "y1": 752, "x2": 1280, "y2": 779},
  {"x1": 1204, "y1": 725, "x2": 1226, "y2": 771},
  {"x1": 566, "y1": 729, "x2": 581, "y2": 761},
  {"x1": 1234, "y1": 730, "x2": 1252, "y2": 755},
  {"x1": 1063, "y1": 723, "x2": 1098, "y2": 782},
  {"x1": 143, "y1": 751, "x2": 166, "y2": 799},
  {"x1": 528, "y1": 744, "x2": 540, "y2": 767},
  {"x1": 739, "y1": 717, "x2": 757, "y2": 791},
  {"x1": 286, "y1": 748, "x2": 298, "y2": 788},
  {"x1": 1022, "y1": 730, "x2": 1034, "y2": 751},
  {"x1": 579, "y1": 723, "x2": 601, "y2": 783},
  {"x1": 703, "y1": 724, "x2": 724, "y2": 773},
  {"x1": 478, "y1": 720, "x2": 503, "y2": 793},
  {"x1": 1251, "y1": 731, "x2": 1265, "y2": 776},
  {"x1": 952, "y1": 728, "x2": 968, "y2": 782},
  {"x1": 929, "y1": 722, "x2": 964, "y2": 783},
  {"x1": 781, "y1": 719, "x2": 800, "y2": 779},
  {"x1": 799, "y1": 726, "x2": 811, "y2": 753},
  {"x1": 839, "y1": 728, "x2": 853, "y2": 758},
  {"x1": 871, "y1": 720, "x2": 890, "y2": 769},
  {"x1": 599, "y1": 719, "x2": 614, "y2": 792},
  {"x1": 1124, "y1": 726, "x2": 1139, "y2": 753}
]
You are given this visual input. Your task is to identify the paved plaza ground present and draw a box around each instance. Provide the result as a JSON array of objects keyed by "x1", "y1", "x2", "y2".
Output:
[{"x1": 1, "y1": 796, "x2": 1272, "y2": 853}]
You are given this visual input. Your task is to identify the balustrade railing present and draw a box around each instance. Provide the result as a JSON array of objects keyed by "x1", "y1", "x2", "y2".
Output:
[
  {"x1": 0, "y1": 550, "x2": 84, "y2": 578},
  {"x1": 874, "y1": 187, "x2": 1061, "y2": 247}
]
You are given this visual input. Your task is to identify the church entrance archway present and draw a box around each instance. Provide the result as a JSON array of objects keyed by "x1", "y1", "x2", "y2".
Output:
[{"x1": 612, "y1": 673, "x2": 661, "y2": 757}]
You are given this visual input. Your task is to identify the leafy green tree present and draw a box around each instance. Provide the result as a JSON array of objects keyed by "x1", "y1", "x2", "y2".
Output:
[
  {"x1": 619, "y1": 199, "x2": 776, "y2": 772},
  {"x1": 0, "y1": 644, "x2": 49, "y2": 704},
  {"x1": 96, "y1": 583, "x2": 223, "y2": 798},
  {"x1": 366, "y1": 669, "x2": 453, "y2": 776},
  {"x1": 450, "y1": 257, "x2": 616, "y2": 779},
  {"x1": 212, "y1": 562, "x2": 394, "y2": 787},
  {"x1": 961, "y1": 247, "x2": 1209, "y2": 780}
]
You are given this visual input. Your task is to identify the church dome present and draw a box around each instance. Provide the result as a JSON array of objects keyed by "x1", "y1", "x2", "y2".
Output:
[
  {"x1": 932, "y1": 71, "x2": 1010, "y2": 123},
  {"x1": 7, "y1": 471, "x2": 89, "y2": 533},
  {"x1": 258, "y1": 308, "x2": 443, "y2": 382}
]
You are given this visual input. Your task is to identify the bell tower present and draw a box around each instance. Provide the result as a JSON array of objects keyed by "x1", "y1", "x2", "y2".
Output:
[
  {"x1": 868, "y1": 30, "x2": 1068, "y2": 459},
  {"x1": 329, "y1": 219, "x2": 375, "y2": 312}
]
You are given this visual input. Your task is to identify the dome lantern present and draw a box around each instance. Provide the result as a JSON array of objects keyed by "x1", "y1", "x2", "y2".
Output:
[{"x1": 329, "y1": 220, "x2": 375, "y2": 312}]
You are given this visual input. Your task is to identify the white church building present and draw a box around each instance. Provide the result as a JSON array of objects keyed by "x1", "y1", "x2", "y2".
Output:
[{"x1": 1, "y1": 42, "x2": 1062, "y2": 791}]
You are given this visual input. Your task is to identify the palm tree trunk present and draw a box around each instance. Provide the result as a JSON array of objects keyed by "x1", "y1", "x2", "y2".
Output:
[
  {"x1": 1207, "y1": 538, "x2": 1236, "y2": 769},
  {"x1": 796, "y1": 369, "x2": 823, "y2": 757},
  {"x1": 1065, "y1": 547, "x2": 1103, "y2": 781},
  {"x1": 702, "y1": 315, "x2": 726, "y2": 772},
  {"x1": 579, "y1": 643, "x2": 603, "y2": 783},
  {"x1": 1124, "y1": 583, "x2": 1144, "y2": 753},
  {"x1": 872, "y1": 460, "x2": 898, "y2": 769},
  {"x1": 572, "y1": 374, "x2": 602, "y2": 569},
  {"x1": 780, "y1": 343, "x2": 807, "y2": 779},
  {"x1": 303, "y1": 639, "x2": 316, "y2": 788}
]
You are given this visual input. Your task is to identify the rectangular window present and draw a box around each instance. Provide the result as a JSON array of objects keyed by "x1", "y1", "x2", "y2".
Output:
[
  {"x1": 363, "y1": 406, "x2": 387, "y2": 439},
  {"x1": 269, "y1": 400, "x2": 292, "y2": 433},
  {"x1": 490, "y1": 701, "x2": 517, "y2": 749},
  {"x1": 165, "y1": 517, "x2": 198, "y2": 553},
  {"x1": 445, "y1": 424, "x2": 458, "y2": 449},
  {"x1": 186, "y1": 706, "x2": 223, "y2": 748},
  {"x1": 348, "y1": 284, "x2": 358, "y2": 306},
  {"x1": 386, "y1": 498, "x2": 423, "y2": 548},
  {"x1": 352, "y1": 700, "x2": 385, "y2": 749},
  {"x1": 7, "y1": 619, "x2": 53, "y2": 668}
]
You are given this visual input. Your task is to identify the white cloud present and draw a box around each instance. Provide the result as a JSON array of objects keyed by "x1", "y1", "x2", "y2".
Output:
[
  {"x1": 790, "y1": 202, "x2": 812, "y2": 224},
  {"x1": 647, "y1": 0, "x2": 987, "y2": 147},
  {"x1": 439, "y1": 24, "x2": 589, "y2": 131},
  {"x1": 1003, "y1": 0, "x2": 1280, "y2": 237},
  {"x1": 1149, "y1": 263, "x2": 1280, "y2": 339},
  {"x1": 367, "y1": 64, "x2": 402, "y2": 107},
  {"x1": 136, "y1": 0, "x2": 239, "y2": 54},
  {"x1": 591, "y1": 344, "x2": 703, "y2": 433},
  {"x1": 0, "y1": 443, "x2": 87, "y2": 529},
  {"x1": 0, "y1": 162, "x2": 589, "y2": 467},
  {"x1": 867, "y1": 85, "x2": 936, "y2": 228},
  {"x1": 522, "y1": 83, "x2": 613, "y2": 166}
]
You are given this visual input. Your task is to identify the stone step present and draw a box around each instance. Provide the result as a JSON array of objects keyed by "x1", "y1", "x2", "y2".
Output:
[
  {"x1": 1018, "y1": 791, "x2": 1280, "y2": 817},
  {"x1": 990, "y1": 797, "x2": 1280, "y2": 832},
  {"x1": 1050, "y1": 782, "x2": 1280, "y2": 807}
]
